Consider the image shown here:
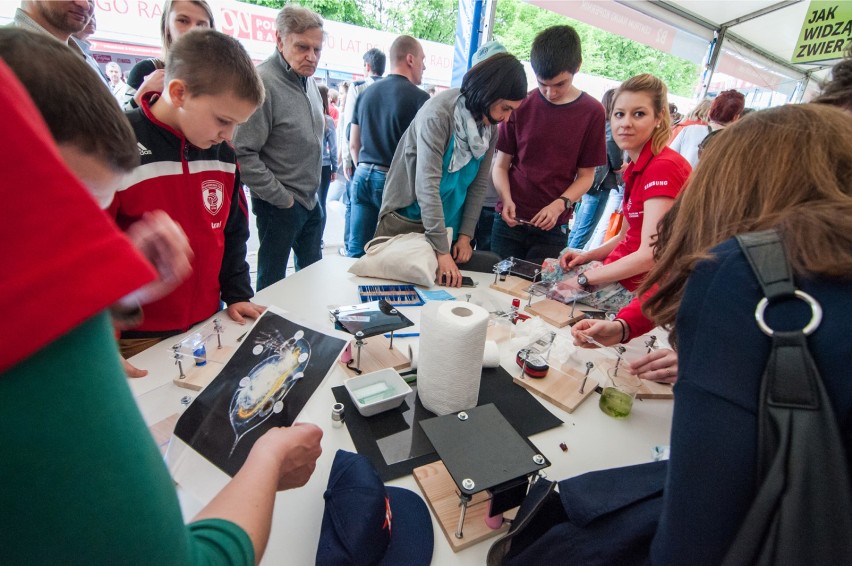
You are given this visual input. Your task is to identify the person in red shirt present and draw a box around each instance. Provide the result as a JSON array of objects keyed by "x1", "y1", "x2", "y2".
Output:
[{"x1": 556, "y1": 74, "x2": 691, "y2": 312}]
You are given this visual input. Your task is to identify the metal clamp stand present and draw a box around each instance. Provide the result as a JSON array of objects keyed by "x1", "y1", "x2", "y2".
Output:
[
  {"x1": 644, "y1": 335, "x2": 657, "y2": 353},
  {"x1": 170, "y1": 320, "x2": 227, "y2": 382},
  {"x1": 213, "y1": 318, "x2": 223, "y2": 349},
  {"x1": 455, "y1": 492, "x2": 473, "y2": 539},
  {"x1": 173, "y1": 343, "x2": 185, "y2": 379},
  {"x1": 525, "y1": 280, "x2": 554, "y2": 307},
  {"x1": 346, "y1": 331, "x2": 366, "y2": 375},
  {"x1": 492, "y1": 257, "x2": 542, "y2": 285}
]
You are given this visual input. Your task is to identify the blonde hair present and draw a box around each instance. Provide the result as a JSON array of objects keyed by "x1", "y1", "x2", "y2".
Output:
[
  {"x1": 642, "y1": 104, "x2": 852, "y2": 343},
  {"x1": 687, "y1": 99, "x2": 712, "y2": 122},
  {"x1": 160, "y1": 0, "x2": 215, "y2": 55},
  {"x1": 613, "y1": 74, "x2": 671, "y2": 155}
]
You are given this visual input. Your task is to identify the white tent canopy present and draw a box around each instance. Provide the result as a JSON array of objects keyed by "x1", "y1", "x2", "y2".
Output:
[
  {"x1": 506, "y1": 0, "x2": 844, "y2": 103},
  {"x1": 621, "y1": 1, "x2": 837, "y2": 99}
]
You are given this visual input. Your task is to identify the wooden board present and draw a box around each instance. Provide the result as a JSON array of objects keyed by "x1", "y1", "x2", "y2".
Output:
[
  {"x1": 413, "y1": 460, "x2": 512, "y2": 552},
  {"x1": 173, "y1": 345, "x2": 235, "y2": 391},
  {"x1": 148, "y1": 413, "x2": 179, "y2": 455},
  {"x1": 524, "y1": 299, "x2": 574, "y2": 328},
  {"x1": 338, "y1": 335, "x2": 411, "y2": 377},
  {"x1": 637, "y1": 379, "x2": 674, "y2": 399},
  {"x1": 512, "y1": 363, "x2": 597, "y2": 413},
  {"x1": 489, "y1": 275, "x2": 531, "y2": 300}
]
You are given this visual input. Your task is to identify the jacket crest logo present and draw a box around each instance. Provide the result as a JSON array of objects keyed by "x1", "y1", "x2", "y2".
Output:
[{"x1": 202, "y1": 180, "x2": 224, "y2": 216}]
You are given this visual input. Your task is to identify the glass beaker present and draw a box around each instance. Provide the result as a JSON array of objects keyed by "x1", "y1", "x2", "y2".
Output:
[{"x1": 599, "y1": 367, "x2": 642, "y2": 419}]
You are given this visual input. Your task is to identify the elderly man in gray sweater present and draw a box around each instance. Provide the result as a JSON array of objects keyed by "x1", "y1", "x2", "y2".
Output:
[{"x1": 235, "y1": 5, "x2": 325, "y2": 290}]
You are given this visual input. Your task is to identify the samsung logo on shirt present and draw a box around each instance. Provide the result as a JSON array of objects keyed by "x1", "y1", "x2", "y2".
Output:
[{"x1": 643, "y1": 180, "x2": 669, "y2": 190}]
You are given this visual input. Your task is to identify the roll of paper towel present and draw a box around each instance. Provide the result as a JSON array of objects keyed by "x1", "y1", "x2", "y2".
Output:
[
  {"x1": 417, "y1": 301, "x2": 489, "y2": 415},
  {"x1": 408, "y1": 340, "x2": 499, "y2": 370}
]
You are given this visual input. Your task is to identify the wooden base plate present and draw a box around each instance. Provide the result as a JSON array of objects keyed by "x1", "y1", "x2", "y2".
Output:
[
  {"x1": 599, "y1": 360, "x2": 675, "y2": 399},
  {"x1": 413, "y1": 460, "x2": 512, "y2": 552},
  {"x1": 636, "y1": 379, "x2": 674, "y2": 399},
  {"x1": 149, "y1": 413, "x2": 179, "y2": 455},
  {"x1": 512, "y1": 363, "x2": 597, "y2": 413},
  {"x1": 524, "y1": 299, "x2": 574, "y2": 328},
  {"x1": 173, "y1": 345, "x2": 235, "y2": 391},
  {"x1": 489, "y1": 275, "x2": 532, "y2": 300},
  {"x1": 338, "y1": 335, "x2": 411, "y2": 377}
]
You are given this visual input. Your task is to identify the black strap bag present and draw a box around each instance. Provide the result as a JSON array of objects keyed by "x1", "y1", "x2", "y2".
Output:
[{"x1": 722, "y1": 230, "x2": 852, "y2": 565}]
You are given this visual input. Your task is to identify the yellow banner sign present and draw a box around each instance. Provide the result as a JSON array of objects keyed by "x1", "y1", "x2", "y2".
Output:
[{"x1": 792, "y1": 0, "x2": 852, "y2": 63}]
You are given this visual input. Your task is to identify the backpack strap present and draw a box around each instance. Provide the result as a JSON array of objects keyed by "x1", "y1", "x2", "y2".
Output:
[
  {"x1": 736, "y1": 230, "x2": 795, "y2": 301},
  {"x1": 723, "y1": 230, "x2": 852, "y2": 565}
]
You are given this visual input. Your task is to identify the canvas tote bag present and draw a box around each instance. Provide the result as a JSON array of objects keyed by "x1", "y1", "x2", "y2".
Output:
[{"x1": 348, "y1": 233, "x2": 438, "y2": 287}]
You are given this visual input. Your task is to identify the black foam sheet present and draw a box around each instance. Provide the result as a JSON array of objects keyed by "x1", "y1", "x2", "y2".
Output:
[{"x1": 332, "y1": 366, "x2": 563, "y2": 481}]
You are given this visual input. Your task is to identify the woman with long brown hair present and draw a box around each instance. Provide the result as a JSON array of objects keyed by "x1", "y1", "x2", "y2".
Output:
[{"x1": 644, "y1": 103, "x2": 852, "y2": 564}]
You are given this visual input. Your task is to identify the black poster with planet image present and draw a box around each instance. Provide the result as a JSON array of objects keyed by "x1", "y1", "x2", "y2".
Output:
[{"x1": 174, "y1": 310, "x2": 347, "y2": 476}]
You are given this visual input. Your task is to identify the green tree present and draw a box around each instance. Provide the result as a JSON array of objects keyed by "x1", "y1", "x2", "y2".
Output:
[
  {"x1": 239, "y1": 0, "x2": 455, "y2": 43},
  {"x1": 238, "y1": 0, "x2": 700, "y2": 96},
  {"x1": 492, "y1": 0, "x2": 699, "y2": 96}
]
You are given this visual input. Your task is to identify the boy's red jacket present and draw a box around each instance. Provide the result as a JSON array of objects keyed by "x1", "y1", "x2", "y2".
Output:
[{"x1": 111, "y1": 95, "x2": 253, "y2": 337}]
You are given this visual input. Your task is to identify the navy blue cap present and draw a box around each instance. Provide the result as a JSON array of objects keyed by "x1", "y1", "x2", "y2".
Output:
[{"x1": 316, "y1": 450, "x2": 434, "y2": 566}]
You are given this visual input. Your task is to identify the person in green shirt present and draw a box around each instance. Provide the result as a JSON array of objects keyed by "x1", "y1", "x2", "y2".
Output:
[{"x1": 0, "y1": 30, "x2": 323, "y2": 565}]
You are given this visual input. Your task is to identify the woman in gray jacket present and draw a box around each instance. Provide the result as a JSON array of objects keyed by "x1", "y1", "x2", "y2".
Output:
[{"x1": 376, "y1": 52, "x2": 527, "y2": 287}]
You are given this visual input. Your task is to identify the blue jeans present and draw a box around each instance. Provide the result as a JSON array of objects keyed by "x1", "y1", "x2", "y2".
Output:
[
  {"x1": 317, "y1": 165, "x2": 332, "y2": 238},
  {"x1": 348, "y1": 164, "x2": 387, "y2": 257},
  {"x1": 490, "y1": 215, "x2": 567, "y2": 264},
  {"x1": 252, "y1": 196, "x2": 323, "y2": 290},
  {"x1": 473, "y1": 206, "x2": 496, "y2": 251},
  {"x1": 342, "y1": 177, "x2": 352, "y2": 254},
  {"x1": 567, "y1": 189, "x2": 610, "y2": 250}
]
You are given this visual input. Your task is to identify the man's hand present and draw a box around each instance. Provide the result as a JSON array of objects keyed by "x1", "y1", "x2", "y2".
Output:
[
  {"x1": 119, "y1": 210, "x2": 193, "y2": 308},
  {"x1": 500, "y1": 200, "x2": 520, "y2": 227},
  {"x1": 227, "y1": 301, "x2": 266, "y2": 324},
  {"x1": 251, "y1": 423, "x2": 323, "y2": 491},
  {"x1": 121, "y1": 355, "x2": 149, "y2": 378},
  {"x1": 530, "y1": 200, "x2": 565, "y2": 231}
]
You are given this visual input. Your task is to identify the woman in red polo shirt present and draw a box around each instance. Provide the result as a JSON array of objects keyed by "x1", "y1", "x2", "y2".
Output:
[{"x1": 555, "y1": 74, "x2": 691, "y2": 312}]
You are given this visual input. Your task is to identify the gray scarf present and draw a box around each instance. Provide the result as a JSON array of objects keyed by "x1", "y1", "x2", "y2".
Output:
[{"x1": 448, "y1": 95, "x2": 491, "y2": 173}]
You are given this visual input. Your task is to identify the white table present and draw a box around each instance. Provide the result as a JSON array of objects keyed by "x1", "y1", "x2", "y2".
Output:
[{"x1": 130, "y1": 256, "x2": 673, "y2": 565}]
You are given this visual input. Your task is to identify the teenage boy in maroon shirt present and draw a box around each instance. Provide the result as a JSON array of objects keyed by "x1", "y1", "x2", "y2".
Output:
[{"x1": 491, "y1": 25, "x2": 606, "y2": 264}]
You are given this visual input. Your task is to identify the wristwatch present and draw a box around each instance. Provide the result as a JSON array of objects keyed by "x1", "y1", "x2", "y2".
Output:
[
  {"x1": 577, "y1": 273, "x2": 591, "y2": 290},
  {"x1": 557, "y1": 196, "x2": 573, "y2": 210}
]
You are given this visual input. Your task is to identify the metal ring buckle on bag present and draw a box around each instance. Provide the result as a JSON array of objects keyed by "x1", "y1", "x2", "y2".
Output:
[{"x1": 754, "y1": 290, "x2": 822, "y2": 336}]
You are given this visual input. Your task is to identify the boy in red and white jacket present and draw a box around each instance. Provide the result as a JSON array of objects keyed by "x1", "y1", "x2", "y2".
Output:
[{"x1": 112, "y1": 29, "x2": 266, "y2": 358}]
